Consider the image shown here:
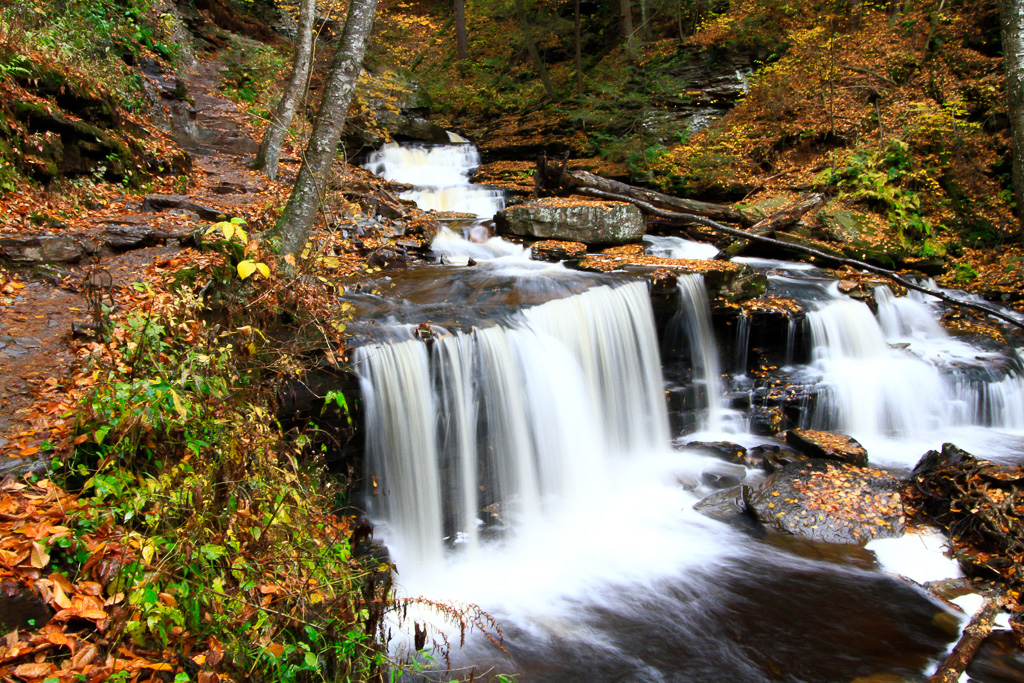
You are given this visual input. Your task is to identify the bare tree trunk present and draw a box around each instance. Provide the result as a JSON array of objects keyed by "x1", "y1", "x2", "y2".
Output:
[
  {"x1": 1002, "y1": 0, "x2": 1024, "y2": 226},
  {"x1": 639, "y1": 0, "x2": 651, "y2": 39},
  {"x1": 455, "y1": 0, "x2": 468, "y2": 59},
  {"x1": 269, "y1": 0, "x2": 379, "y2": 258},
  {"x1": 253, "y1": 0, "x2": 317, "y2": 180},
  {"x1": 574, "y1": 0, "x2": 583, "y2": 95},
  {"x1": 620, "y1": 0, "x2": 638, "y2": 56},
  {"x1": 513, "y1": 0, "x2": 556, "y2": 99}
]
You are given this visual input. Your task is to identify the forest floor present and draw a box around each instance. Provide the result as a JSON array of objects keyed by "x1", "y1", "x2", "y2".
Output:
[{"x1": 0, "y1": 56, "x2": 280, "y2": 471}]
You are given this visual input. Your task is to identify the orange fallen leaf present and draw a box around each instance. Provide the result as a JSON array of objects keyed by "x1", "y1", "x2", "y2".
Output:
[
  {"x1": 13, "y1": 661, "x2": 56, "y2": 678},
  {"x1": 30, "y1": 541, "x2": 50, "y2": 569}
]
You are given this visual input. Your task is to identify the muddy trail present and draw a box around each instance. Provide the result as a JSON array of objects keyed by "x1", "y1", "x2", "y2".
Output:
[{"x1": 0, "y1": 56, "x2": 279, "y2": 475}]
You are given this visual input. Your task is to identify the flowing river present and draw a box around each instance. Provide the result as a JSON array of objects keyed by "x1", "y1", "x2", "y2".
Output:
[{"x1": 352, "y1": 142, "x2": 1024, "y2": 681}]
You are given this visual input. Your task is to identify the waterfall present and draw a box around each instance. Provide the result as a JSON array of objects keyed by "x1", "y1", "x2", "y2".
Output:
[
  {"x1": 672, "y1": 274, "x2": 724, "y2": 431},
  {"x1": 805, "y1": 292, "x2": 1024, "y2": 439},
  {"x1": 354, "y1": 281, "x2": 668, "y2": 566},
  {"x1": 363, "y1": 142, "x2": 504, "y2": 218}
]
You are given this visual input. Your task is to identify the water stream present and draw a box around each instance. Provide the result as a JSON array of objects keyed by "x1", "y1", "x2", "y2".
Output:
[{"x1": 351, "y1": 143, "x2": 1024, "y2": 681}]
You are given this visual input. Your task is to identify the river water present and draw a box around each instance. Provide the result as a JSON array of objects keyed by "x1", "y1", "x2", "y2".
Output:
[{"x1": 353, "y1": 143, "x2": 1024, "y2": 681}]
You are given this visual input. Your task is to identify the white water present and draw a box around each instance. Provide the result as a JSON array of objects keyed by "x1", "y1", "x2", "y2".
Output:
[
  {"x1": 363, "y1": 142, "x2": 504, "y2": 218},
  {"x1": 801, "y1": 285, "x2": 1024, "y2": 466},
  {"x1": 675, "y1": 274, "x2": 725, "y2": 431},
  {"x1": 354, "y1": 281, "x2": 670, "y2": 566},
  {"x1": 348, "y1": 141, "x2": 1023, "y2": 680}
]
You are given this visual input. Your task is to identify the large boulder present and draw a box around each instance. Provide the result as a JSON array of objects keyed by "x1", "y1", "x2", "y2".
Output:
[
  {"x1": 495, "y1": 199, "x2": 645, "y2": 246},
  {"x1": 746, "y1": 460, "x2": 905, "y2": 544}
]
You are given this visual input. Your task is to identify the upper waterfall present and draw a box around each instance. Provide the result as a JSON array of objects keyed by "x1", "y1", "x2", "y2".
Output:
[{"x1": 363, "y1": 141, "x2": 505, "y2": 218}]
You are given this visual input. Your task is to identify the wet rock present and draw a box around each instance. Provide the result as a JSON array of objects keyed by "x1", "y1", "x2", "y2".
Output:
[
  {"x1": 685, "y1": 440, "x2": 747, "y2": 464},
  {"x1": 701, "y1": 462, "x2": 746, "y2": 489},
  {"x1": 0, "y1": 578, "x2": 52, "y2": 632},
  {"x1": 785, "y1": 428, "x2": 869, "y2": 467},
  {"x1": 495, "y1": 199, "x2": 645, "y2": 246},
  {"x1": 674, "y1": 473, "x2": 700, "y2": 491},
  {"x1": 102, "y1": 225, "x2": 160, "y2": 251},
  {"x1": 751, "y1": 444, "x2": 809, "y2": 473},
  {"x1": 529, "y1": 240, "x2": 588, "y2": 263},
  {"x1": 366, "y1": 247, "x2": 407, "y2": 271},
  {"x1": 747, "y1": 460, "x2": 905, "y2": 544},
  {"x1": 0, "y1": 235, "x2": 86, "y2": 265},
  {"x1": 967, "y1": 630, "x2": 1024, "y2": 683},
  {"x1": 0, "y1": 456, "x2": 48, "y2": 479},
  {"x1": 911, "y1": 442, "x2": 973, "y2": 479},
  {"x1": 750, "y1": 406, "x2": 786, "y2": 436},
  {"x1": 694, "y1": 485, "x2": 750, "y2": 522},
  {"x1": 140, "y1": 194, "x2": 231, "y2": 221}
]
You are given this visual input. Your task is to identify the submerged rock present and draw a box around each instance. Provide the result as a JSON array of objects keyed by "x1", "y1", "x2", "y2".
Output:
[
  {"x1": 701, "y1": 462, "x2": 747, "y2": 489},
  {"x1": 685, "y1": 440, "x2": 747, "y2": 464},
  {"x1": 694, "y1": 485, "x2": 750, "y2": 523},
  {"x1": 785, "y1": 428, "x2": 869, "y2": 467},
  {"x1": 495, "y1": 198, "x2": 645, "y2": 246},
  {"x1": 747, "y1": 460, "x2": 905, "y2": 544}
]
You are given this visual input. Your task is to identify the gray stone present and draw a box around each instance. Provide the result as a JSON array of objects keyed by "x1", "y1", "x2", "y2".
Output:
[
  {"x1": 496, "y1": 200, "x2": 645, "y2": 246},
  {"x1": 0, "y1": 235, "x2": 85, "y2": 264}
]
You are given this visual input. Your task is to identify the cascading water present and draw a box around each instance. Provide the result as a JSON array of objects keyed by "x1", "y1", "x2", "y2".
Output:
[
  {"x1": 354, "y1": 281, "x2": 667, "y2": 564},
  {"x1": 345, "y1": 143, "x2": 1024, "y2": 680},
  {"x1": 362, "y1": 141, "x2": 504, "y2": 218},
  {"x1": 798, "y1": 284, "x2": 1024, "y2": 463},
  {"x1": 671, "y1": 274, "x2": 725, "y2": 431}
]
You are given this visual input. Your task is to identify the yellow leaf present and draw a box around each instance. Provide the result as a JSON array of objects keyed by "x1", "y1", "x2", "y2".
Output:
[
  {"x1": 169, "y1": 389, "x2": 187, "y2": 419},
  {"x1": 142, "y1": 541, "x2": 155, "y2": 565},
  {"x1": 237, "y1": 260, "x2": 257, "y2": 280},
  {"x1": 221, "y1": 224, "x2": 236, "y2": 241},
  {"x1": 322, "y1": 256, "x2": 341, "y2": 269},
  {"x1": 255, "y1": 262, "x2": 270, "y2": 278},
  {"x1": 235, "y1": 226, "x2": 248, "y2": 243}
]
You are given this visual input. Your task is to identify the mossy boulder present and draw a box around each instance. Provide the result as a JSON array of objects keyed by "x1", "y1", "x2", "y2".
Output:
[{"x1": 496, "y1": 198, "x2": 646, "y2": 246}]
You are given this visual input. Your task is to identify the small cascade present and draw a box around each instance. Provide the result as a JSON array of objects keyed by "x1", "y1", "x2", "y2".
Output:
[
  {"x1": 354, "y1": 281, "x2": 668, "y2": 566},
  {"x1": 644, "y1": 235, "x2": 720, "y2": 260},
  {"x1": 670, "y1": 274, "x2": 724, "y2": 431},
  {"x1": 804, "y1": 291, "x2": 1024, "y2": 442},
  {"x1": 734, "y1": 311, "x2": 751, "y2": 375},
  {"x1": 363, "y1": 141, "x2": 504, "y2": 218},
  {"x1": 806, "y1": 298, "x2": 951, "y2": 436}
]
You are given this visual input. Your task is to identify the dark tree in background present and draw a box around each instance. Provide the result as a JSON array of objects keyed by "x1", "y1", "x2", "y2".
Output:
[{"x1": 455, "y1": 0, "x2": 468, "y2": 58}]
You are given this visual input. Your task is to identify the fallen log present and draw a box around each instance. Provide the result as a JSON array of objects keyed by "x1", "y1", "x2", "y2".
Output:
[
  {"x1": 716, "y1": 193, "x2": 826, "y2": 259},
  {"x1": 575, "y1": 185, "x2": 1024, "y2": 331},
  {"x1": 929, "y1": 594, "x2": 1005, "y2": 683},
  {"x1": 535, "y1": 156, "x2": 754, "y2": 226}
]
